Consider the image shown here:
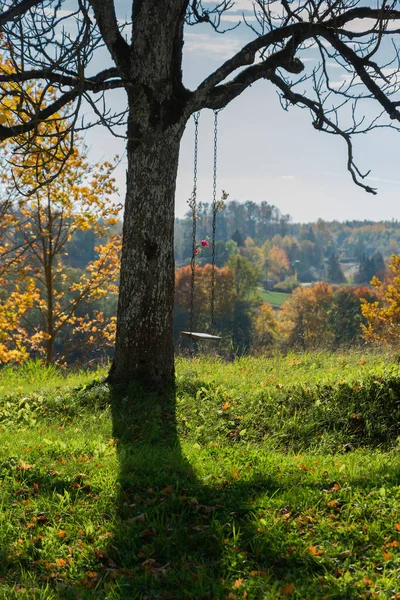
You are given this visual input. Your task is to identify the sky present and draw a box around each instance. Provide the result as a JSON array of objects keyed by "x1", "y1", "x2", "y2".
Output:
[{"x1": 85, "y1": 0, "x2": 400, "y2": 224}]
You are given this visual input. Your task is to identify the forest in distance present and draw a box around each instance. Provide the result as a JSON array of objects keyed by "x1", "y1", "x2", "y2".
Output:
[{"x1": 1, "y1": 178, "x2": 397, "y2": 366}]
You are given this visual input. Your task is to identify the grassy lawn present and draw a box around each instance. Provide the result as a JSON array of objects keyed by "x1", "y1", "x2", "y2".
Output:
[
  {"x1": 257, "y1": 288, "x2": 291, "y2": 308},
  {"x1": 1, "y1": 353, "x2": 400, "y2": 598}
]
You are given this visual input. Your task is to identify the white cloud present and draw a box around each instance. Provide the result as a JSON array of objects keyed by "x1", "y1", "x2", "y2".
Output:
[
  {"x1": 221, "y1": 13, "x2": 256, "y2": 22},
  {"x1": 184, "y1": 32, "x2": 243, "y2": 58}
]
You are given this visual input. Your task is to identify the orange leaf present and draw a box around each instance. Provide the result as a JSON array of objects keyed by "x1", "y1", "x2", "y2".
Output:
[
  {"x1": 55, "y1": 558, "x2": 67, "y2": 568},
  {"x1": 222, "y1": 401, "x2": 230, "y2": 410},
  {"x1": 280, "y1": 582, "x2": 295, "y2": 596},
  {"x1": 86, "y1": 571, "x2": 98, "y2": 579},
  {"x1": 307, "y1": 545, "x2": 324, "y2": 556},
  {"x1": 58, "y1": 530, "x2": 67, "y2": 539},
  {"x1": 382, "y1": 551, "x2": 392, "y2": 561},
  {"x1": 232, "y1": 468, "x2": 239, "y2": 479},
  {"x1": 395, "y1": 523, "x2": 400, "y2": 531},
  {"x1": 327, "y1": 500, "x2": 339, "y2": 508},
  {"x1": 233, "y1": 578, "x2": 243, "y2": 588}
]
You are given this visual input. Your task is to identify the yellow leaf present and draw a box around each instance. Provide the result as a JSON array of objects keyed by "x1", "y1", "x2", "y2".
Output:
[
  {"x1": 17, "y1": 463, "x2": 33, "y2": 471},
  {"x1": 222, "y1": 401, "x2": 230, "y2": 410}
]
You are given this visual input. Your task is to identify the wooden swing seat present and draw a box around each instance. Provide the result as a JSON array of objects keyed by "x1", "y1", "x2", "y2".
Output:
[{"x1": 181, "y1": 331, "x2": 221, "y2": 341}]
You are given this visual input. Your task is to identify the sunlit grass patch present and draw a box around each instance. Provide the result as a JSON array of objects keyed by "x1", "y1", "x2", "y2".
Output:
[{"x1": 0, "y1": 353, "x2": 399, "y2": 598}]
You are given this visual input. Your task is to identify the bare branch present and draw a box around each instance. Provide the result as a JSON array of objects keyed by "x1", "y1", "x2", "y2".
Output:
[
  {"x1": 0, "y1": 0, "x2": 43, "y2": 25},
  {"x1": 88, "y1": 0, "x2": 131, "y2": 74}
]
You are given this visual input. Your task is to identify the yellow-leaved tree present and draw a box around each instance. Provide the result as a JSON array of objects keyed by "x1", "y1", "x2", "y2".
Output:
[
  {"x1": 279, "y1": 283, "x2": 335, "y2": 350},
  {"x1": 0, "y1": 129, "x2": 121, "y2": 365},
  {"x1": 361, "y1": 254, "x2": 400, "y2": 346}
]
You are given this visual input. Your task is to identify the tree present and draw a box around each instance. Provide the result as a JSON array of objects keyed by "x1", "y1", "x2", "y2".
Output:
[
  {"x1": 355, "y1": 251, "x2": 386, "y2": 283},
  {"x1": 253, "y1": 302, "x2": 278, "y2": 349},
  {"x1": 327, "y1": 253, "x2": 346, "y2": 284},
  {"x1": 361, "y1": 254, "x2": 400, "y2": 346},
  {"x1": 0, "y1": 136, "x2": 121, "y2": 365},
  {"x1": 174, "y1": 264, "x2": 236, "y2": 332},
  {"x1": 268, "y1": 245, "x2": 290, "y2": 281},
  {"x1": 1, "y1": 1, "x2": 400, "y2": 384},
  {"x1": 279, "y1": 283, "x2": 335, "y2": 349},
  {"x1": 231, "y1": 229, "x2": 245, "y2": 248},
  {"x1": 227, "y1": 254, "x2": 260, "y2": 300},
  {"x1": 330, "y1": 286, "x2": 378, "y2": 347}
]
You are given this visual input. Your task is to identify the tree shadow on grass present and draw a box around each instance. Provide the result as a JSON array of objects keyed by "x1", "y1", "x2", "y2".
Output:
[
  {"x1": 103, "y1": 381, "x2": 382, "y2": 600},
  {"x1": 1, "y1": 380, "x2": 399, "y2": 599}
]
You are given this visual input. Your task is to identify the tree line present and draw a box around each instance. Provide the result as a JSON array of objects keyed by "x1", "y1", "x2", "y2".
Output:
[{"x1": 175, "y1": 200, "x2": 391, "y2": 288}]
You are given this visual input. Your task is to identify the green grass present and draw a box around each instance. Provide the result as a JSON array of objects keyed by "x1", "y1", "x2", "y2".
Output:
[
  {"x1": 1, "y1": 352, "x2": 400, "y2": 598},
  {"x1": 257, "y1": 288, "x2": 291, "y2": 307}
]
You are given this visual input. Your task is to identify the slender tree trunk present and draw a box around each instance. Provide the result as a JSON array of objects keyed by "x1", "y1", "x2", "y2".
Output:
[{"x1": 44, "y1": 263, "x2": 54, "y2": 365}]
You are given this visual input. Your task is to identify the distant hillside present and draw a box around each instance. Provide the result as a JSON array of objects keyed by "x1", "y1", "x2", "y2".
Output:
[{"x1": 175, "y1": 200, "x2": 400, "y2": 271}]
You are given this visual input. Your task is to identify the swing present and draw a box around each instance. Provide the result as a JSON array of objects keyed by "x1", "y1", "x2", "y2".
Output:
[{"x1": 181, "y1": 110, "x2": 222, "y2": 342}]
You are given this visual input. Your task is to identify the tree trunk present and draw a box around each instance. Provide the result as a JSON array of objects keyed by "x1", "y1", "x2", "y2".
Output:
[
  {"x1": 108, "y1": 117, "x2": 185, "y2": 386},
  {"x1": 106, "y1": 0, "x2": 189, "y2": 386}
]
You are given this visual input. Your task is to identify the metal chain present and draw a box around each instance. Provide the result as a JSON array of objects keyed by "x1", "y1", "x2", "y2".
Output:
[
  {"x1": 210, "y1": 109, "x2": 219, "y2": 334},
  {"x1": 189, "y1": 111, "x2": 200, "y2": 334}
]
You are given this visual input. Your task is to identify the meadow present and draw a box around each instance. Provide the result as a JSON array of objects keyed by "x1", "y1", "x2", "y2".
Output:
[
  {"x1": 256, "y1": 289, "x2": 291, "y2": 308},
  {"x1": 1, "y1": 353, "x2": 400, "y2": 599}
]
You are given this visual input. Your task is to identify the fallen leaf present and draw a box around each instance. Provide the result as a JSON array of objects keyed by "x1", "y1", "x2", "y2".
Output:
[
  {"x1": 281, "y1": 582, "x2": 295, "y2": 596},
  {"x1": 233, "y1": 578, "x2": 243, "y2": 588},
  {"x1": 17, "y1": 463, "x2": 33, "y2": 471},
  {"x1": 307, "y1": 545, "x2": 324, "y2": 556},
  {"x1": 86, "y1": 571, "x2": 98, "y2": 579},
  {"x1": 55, "y1": 558, "x2": 67, "y2": 568}
]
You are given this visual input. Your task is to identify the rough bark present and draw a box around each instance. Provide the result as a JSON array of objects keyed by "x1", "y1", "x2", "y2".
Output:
[
  {"x1": 108, "y1": 120, "x2": 184, "y2": 385},
  {"x1": 107, "y1": 0, "x2": 189, "y2": 385}
]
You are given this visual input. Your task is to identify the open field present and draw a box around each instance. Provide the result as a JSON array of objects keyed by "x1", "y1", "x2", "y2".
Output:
[
  {"x1": 257, "y1": 289, "x2": 291, "y2": 308},
  {"x1": 1, "y1": 353, "x2": 400, "y2": 599}
]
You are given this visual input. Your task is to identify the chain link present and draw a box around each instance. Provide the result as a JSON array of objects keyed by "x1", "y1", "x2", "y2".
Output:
[
  {"x1": 189, "y1": 111, "x2": 200, "y2": 334},
  {"x1": 210, "y1": 109, "x2": 219, "y2": 334}
]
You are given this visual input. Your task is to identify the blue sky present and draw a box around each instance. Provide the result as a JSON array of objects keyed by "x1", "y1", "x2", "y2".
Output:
[{"x1": 86, "y1": 0, "x2": 400, "y2": 223}]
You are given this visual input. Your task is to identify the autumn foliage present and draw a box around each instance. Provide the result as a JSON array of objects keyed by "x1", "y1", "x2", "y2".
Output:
[
  {"x1": 361, "y1": 254, "x2": 400, "y2": 346},
  {"x1": 0, "y1": 132, "x2": 121, "y2": 365},
  {"x1": 175, "y1": 264, "x2": 236, "y2": 328},
  {"x1": 278, "y1": 283, "x2": 379, "y2": 350},
  {"x1": 279, "y1": 283, "x2": 335, "y2": 349}
]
